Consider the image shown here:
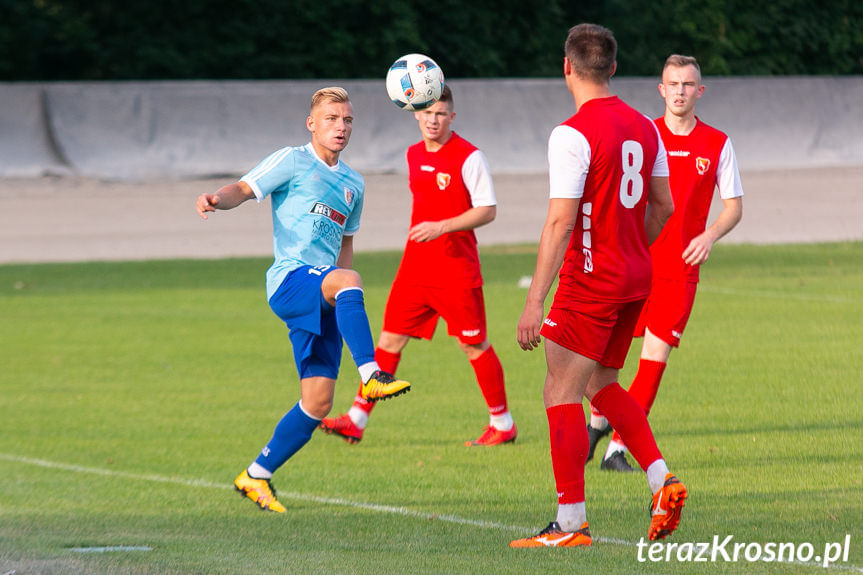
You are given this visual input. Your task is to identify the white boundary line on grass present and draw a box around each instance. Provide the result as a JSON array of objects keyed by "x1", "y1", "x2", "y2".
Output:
[{"x1": 2, "y1": 452, "x2": 860, "y2": 572}]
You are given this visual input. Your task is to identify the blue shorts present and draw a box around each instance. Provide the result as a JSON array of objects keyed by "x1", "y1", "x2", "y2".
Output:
[{"x1": 268, "y1": 265, "x2": 342, "y2": 380}]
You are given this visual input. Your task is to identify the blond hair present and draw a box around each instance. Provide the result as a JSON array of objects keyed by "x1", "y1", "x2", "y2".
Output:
[
  {"x1": 663, "y1": 54, "x2": 701, "y2": 82},
  {"x1": 310, "y1": 86, "x2": 350, "y2": 112}
]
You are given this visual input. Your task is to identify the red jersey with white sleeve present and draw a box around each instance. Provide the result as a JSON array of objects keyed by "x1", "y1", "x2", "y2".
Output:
[
  {"x1": 548, "y1": 96, "x2": 669, "y2": 304},
  {"x1": 650, "y1": 117, "x2": 744, "y2": 282},
  {"x1": 393, "y1": 131, "x2": 496, "y2": 288}
]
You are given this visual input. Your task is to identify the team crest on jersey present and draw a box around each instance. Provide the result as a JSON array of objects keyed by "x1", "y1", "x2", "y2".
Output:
[
  {"x1": 436, "y1": 172, "x2": 451, "y2": 190},
  {"x1": 344, "y1": 187, "x2": 355, "y2": 205},
  {"x1": 310, "y1": 202, "x2": 347, "y2": 225},
  {"x1": 696, "y1": 157, "x2": 710, "y2": 175}
]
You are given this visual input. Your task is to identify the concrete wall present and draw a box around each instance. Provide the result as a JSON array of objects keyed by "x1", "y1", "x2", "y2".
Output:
[{"x1": 2, "y1": 77, "x2": 861, "y2": 180}]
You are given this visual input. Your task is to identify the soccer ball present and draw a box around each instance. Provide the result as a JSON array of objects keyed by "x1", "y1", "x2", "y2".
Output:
[{"x1": 385, "y1": 53, "x2": 445, "y2": 111}]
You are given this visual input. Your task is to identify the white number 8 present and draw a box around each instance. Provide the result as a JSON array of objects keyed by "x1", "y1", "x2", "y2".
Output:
[{"x1": 619, "y1": 140, "x2": 644, "y2": 209}]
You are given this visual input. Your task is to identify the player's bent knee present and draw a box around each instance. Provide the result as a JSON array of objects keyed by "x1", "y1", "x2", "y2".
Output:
[
  {"x1": 321, "y1": 268, "x2": 364, "y2": 303},
  {"x1": 334, "y1": 268, "x2": 363, "y2": 288},
  {"x1": 459, "y1": 339, "x2": 490, "y2": 359},
  {"x1": 302, "y1": 396, "x2": 333, "y2": 419}
]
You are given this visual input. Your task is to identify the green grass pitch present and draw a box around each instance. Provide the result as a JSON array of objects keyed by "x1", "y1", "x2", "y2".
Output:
[{"x1": 0, "y1": 242, "x2": 861, "y2": 574}]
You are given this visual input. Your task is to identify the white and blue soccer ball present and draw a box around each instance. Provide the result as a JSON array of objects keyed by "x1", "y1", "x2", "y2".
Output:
[{"x1": 385, "y1": 53, "x2": 445, "y2": 111}]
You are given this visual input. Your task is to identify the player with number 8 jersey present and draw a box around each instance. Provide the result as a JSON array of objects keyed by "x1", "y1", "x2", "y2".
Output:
[
  {"x1": 548, "y1": 97, "x2": 667, "y2": 306},
  {"x1": 513, "y1": 23, "x2": 684, "y2": 548}
]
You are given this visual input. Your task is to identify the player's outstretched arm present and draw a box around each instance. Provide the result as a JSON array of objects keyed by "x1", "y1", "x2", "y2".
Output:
[
  {"x1": 517, "y1": 199, "x2": 578, "y2": 351},
  {"x1": 196, "y1": 181, "x2": 256, "y2": 220},
  {"x1": 683, "y1": 196, "x2": 742, "y2": 265}
]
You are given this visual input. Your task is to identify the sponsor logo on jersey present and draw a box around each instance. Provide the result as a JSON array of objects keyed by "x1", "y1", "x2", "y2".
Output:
[
  {"x1": 420, "y1": 164, "x2": 435, "y2": 172},
  {"x1": 461, "y1": 329, "x2": 481, "y2": 338},
  {"x1": 344, "y1": 187, "x2": 355, "y2": 206},
  {"x1": 309, "y1": 202, "x2": 347, "y2": 225},
  {"x1": 436, "y1": 172, "x2": 451, "y2": 190},
  {"x1": 668, "y1": 150, "x2": 690, "y2": 157},
  {"x1": 583, "y1": 247, "x2": 594, "y2": 273},
  {"x1": 696, "y1": 157, "x2": 710, "y2": 175},
  {"x1": 312, "y1": 219, "x2": 342, "y2": 249},
  {"x1": 543, "y1": 318, "x2": 557, "y2": 327}
]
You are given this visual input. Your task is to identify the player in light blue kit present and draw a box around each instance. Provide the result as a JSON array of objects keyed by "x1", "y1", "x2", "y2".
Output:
[{"x1": 195, "y1": 87, "x2": 410, "y2": 513}]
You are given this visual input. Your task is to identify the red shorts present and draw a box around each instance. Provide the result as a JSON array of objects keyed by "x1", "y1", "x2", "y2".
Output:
[
  {"x1": 633, "y1": 278, "x2": 698, "y2": 347},
  {"x1": 382, "y1": 281, "x2": 487, "y2": 345},
  {"x1": 540, "y1": 298, "x2": 645, "y2": 369}
]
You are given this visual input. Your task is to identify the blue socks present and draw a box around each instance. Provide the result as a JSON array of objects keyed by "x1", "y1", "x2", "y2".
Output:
[
  {"x1": 334, "y1": 287, "x2": 376, "y2": 368},
  {"x1": 252, "y1": 289, "x2": 377, "y2": 475},
  {"x1": 254, "y1": 401, "x2": 319, "y2": 473}
]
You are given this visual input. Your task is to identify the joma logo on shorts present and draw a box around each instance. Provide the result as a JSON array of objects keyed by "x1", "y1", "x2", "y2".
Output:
[
  {"x1": 461, "y1": 329, "x2": 481, "y2": 337},
  {"x1": 310, "y1": 202, "x2": 347, "y2": 225},
  {"x1": 543, "y1": 318, "x2": 557, "y2": 327}
]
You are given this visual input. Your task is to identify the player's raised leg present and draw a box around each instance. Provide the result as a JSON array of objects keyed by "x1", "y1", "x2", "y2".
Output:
[
  {"x1": 319, "y1": 343, "x2": 405, "y2": 443},
  {"x1": 322, "y1": 270, "x2": 410, "y2": 402}
]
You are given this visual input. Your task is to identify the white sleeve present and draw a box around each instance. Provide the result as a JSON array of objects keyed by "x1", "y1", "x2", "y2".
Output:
[
  {"x1": 651, "y1": 125, "x2": 670, "y2": 177},
  {"x1": 548, "y1": 125, "x2": 590, "y2": 199},
  {"x1": 461, "y1": 149, "x2": 496, "y2": 207},
  {"x1": 717, "y1": 138, "x2": 744, "y2": 199}
]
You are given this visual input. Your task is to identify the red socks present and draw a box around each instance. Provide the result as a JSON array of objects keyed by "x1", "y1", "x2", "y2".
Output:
[
  {"x1": 610, "y1": 358, "x2": 666, "y2": 445},
  {"x1": 592, "y1": 382, "x2": 662, "y2": 471},
  {"x1": 546, "y1": 403, "x2": 587, "y2": 504},
  {"x1": 470, "y1": 346, "x2": 508, "y2": 416},
  {"x1": 627, "y1": 358, "x2": 666, "y2": 416},
  {"x1": 352, "y1": 347, "x2": 402, "y2": 414}
]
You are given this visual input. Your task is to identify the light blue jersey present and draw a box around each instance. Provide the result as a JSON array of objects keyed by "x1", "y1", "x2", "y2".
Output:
[{"x1": 241, "y1": 143, "x2": 364, "y2": 299}]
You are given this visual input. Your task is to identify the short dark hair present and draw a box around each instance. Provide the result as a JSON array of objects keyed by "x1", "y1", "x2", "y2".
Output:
[
  {"x1": 564, "y1": 23, "x2": 617, "y2": 84},
  {"x1": 437, "y1": 84, "x2": 453, "y2": 107}
]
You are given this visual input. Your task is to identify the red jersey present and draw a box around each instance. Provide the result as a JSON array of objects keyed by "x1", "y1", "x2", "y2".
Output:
[
  {"x1": 394, "y1": 132, "x2": 486, "y2": 288},
  {"x1": 549, "y1": 96, "x2": 667, "y2": 303},
  {"x1": 651, "y1": 117, "x2": 743, "y2": 281}
]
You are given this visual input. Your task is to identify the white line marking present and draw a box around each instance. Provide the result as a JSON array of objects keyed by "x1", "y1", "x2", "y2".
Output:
[
  {"x1": 2, "y1": 452, "x2": 860, "y2": 571},
  {"x1": 69, "y1": 546, "x2": 152, "y2": 553}
]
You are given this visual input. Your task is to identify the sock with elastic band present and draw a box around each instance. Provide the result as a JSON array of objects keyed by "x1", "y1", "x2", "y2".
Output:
[
  {"x1": 589, "y1": 403, "x2": 608, "y2": 430},
  {"x1": 470, "y1": 346, "x2": 508, "y2": 417},
  {"x1": 646, "y1": 459, "x2": 671, "y2": 494},
  {"x1": 246, "y1": 461, "x2": 272, "y2": 479},
  {"x1": 254, "y1": 401, "x2": 320, "y2": 473},
  {"x1": 334, "y1": 288, "x2": 376, "y2": 373},
  {"x1": 591, "y1": 383, "x2": 662, "y2": 471},
  {"x1": 610, "y1": 359, "x2": 667, "y2": 445},
  {"x1": 556, "y1": 502, "x2": 587, "y2": 533},
  {"x1": 628, "y1": 358, "x2": 667, "y2": 416},
  {"x1": 546, "y1": 403, "x2": 588, "y2": 504}
]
